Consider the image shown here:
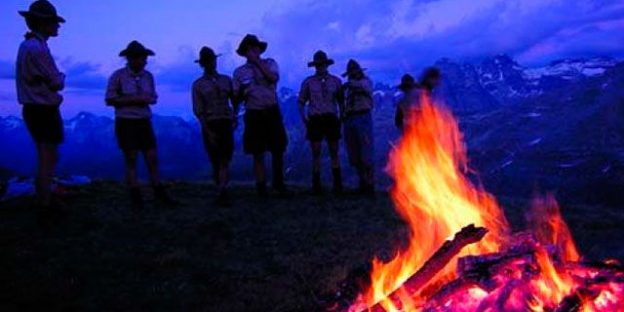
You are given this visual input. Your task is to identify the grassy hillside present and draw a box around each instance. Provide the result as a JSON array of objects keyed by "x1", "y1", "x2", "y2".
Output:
[{"x1": 1, "y1": 182, "x2": 623, "y2": 311}]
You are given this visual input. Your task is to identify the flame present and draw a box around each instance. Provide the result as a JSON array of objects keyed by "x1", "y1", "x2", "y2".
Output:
[
  {"x1": 528, "y1": 195, "x2": 580, "y2": 262},
  {"x1": 361, "y1": 94, "x2": 510, "y2": 310},
  {"x1": 531, "y1": 246, "x2": 575, "y2": 308},
  {"x1": 349, "y1": 93, "x2": 623, "y2": 312}
]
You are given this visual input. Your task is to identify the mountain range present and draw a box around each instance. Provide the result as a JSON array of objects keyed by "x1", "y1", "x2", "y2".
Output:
[{"x1": 1, "y1": 55, "x2": 623, "y2": 204}]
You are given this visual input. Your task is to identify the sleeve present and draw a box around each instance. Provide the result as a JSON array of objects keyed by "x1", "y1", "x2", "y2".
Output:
[
  {"x1": 146, "y1": 73, "x2": 158, "y2": 105},
  {"x1": 363, "y1": 78, "x2": 374, "y2": 94},
  {"x1": 105, "y1": 71, "x2": 121, "y2": 105},
  {"x1": 335, "y1": 78, "x2": 345, "y2": 108},
  {"x1": 267, "y1": 58, "x2": 280, "y2": 82},
  {"x1": 192, "y1": 81, "x2": 203, "y2": 118},
  {"x1": 25, "y1": 46, "x2": 65, "y2": 91},
  {"x1": 297, "y1": 79, "x2": 309, "y2": 106},
  {"x1": 232, "y1": 69, "x2": 241, "y2": 96}
]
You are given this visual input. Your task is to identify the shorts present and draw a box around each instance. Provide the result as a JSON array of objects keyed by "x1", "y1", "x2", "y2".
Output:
[
  {"x1": 306, "y1": 113, "x2": 341, "y2": 142},
  {"x1": 243, "y1": 106, "x2": 288, "y2": 155},
  {"x1": 115, "y1": 118, "x2": 157, "y2": 151},
  {"x1": 202, "y1": 118, "x2": 234, "y2": 162},
  {"x1": 22, "y1": 105, "x2": 64, "y2": 144}
]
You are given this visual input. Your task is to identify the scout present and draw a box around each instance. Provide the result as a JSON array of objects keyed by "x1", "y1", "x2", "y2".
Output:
[
  {"x1": 192, "y1": 46, "x2": 237, "y2": 205},
  {"x1": 420, "y1": 67, "x2": 442, "y2": 97},
  {"x1": 232, "y1": 34, "x2": 289, "y2": 197},
  {"x1": 16, "y1": 0, "x2": 66, "y2": 212},
  {"x1": 298, "y1": 50, "x2": 344, "y2": 194},
  {"x1": 105, "y1": 41, "x2": 176, "y2": 208},
  {"x1": 342, "y1": 59, "x2": 375, "y2": 196},
  {"x1": 394, "y1": 74, "x2": 419, "y2": 132}
]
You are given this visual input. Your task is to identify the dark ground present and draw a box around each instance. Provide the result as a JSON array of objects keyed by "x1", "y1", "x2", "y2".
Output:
[{"x1": 1, "y1": 182, "x2": 623, "y2": 312}]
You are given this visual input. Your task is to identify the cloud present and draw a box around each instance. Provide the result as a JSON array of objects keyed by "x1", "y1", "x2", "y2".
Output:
[
  {"x1": 256, "y1": 0, "x2": 624, "y2": 85},
  {"x1": 59, "y1": 59, "x2": 108, "y2": 91}
]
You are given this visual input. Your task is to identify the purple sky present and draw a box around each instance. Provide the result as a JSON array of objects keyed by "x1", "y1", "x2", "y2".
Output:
[{"x1": 1, "y1": 0, "x2": 623, "y2": 118}]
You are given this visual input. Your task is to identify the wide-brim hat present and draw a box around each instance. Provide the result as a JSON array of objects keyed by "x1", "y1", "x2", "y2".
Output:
[
  {"x1": 19, "y1": 0, "x2": 65, "y2": 23},
  {"x1": 195, "y1": 46, "x2": 221, "y2": 63},
  {"x1": 342, "y1": 59, "x2": 366, "y2": 77},
  {"x1": 397, "y1": 74, "x2": 417, "y2": 90},
  {"x1": 119, "y1": 40, "x2": 155, "y2": 57},
  {"x1": 307, "y1": 50, "x2": 335, "y2": 67},
  {"x1": 236, "y1": 34, "x2": 268, "y2": 57}
]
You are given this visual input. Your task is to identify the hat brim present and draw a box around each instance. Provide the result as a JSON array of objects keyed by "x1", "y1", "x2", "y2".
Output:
[
  {"x1": 19, "y1": 11, "x2": 66, "y2": 23},
  {"x1": 236, "y1": 41, "x2": 268, "y2": 56},
  {"x1": 119, "y1": 49, "x2": 156, "y2": 57},
  {"x1": 194, "y1": 54, "x2": 222, "y2": 63},
  {"x1": 307, "y1": 59, "x2": 335, "y2": 67},
  {"x1": 342, "y1": 68, "x2": 367, "y2": 77}
]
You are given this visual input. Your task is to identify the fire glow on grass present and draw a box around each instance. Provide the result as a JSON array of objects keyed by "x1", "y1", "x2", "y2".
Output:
[{"x1": 346, "y1": 94, "x2": 624, "y2": 312}]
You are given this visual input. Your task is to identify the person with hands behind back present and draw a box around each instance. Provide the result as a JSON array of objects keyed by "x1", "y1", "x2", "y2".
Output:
[
  {"x1": 192, "y1": 46, "x2": 237, "y2": 206},
  {"x1": 298, "y1": 50, "x2": 344, "y2": 195},
  {"x1": 105, "y1": 40, "x2": 177, "y2": 209}
]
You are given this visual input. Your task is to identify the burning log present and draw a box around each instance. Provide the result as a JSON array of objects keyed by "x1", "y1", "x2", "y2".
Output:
[{"x1": 365, "y1": 224, "x2": 488, "y2": 312}]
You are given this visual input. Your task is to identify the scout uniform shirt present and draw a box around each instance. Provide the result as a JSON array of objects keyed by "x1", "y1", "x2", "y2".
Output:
[
  {"x1": 298, "y1": 73, "x2": 343, "y2": 116},
  {"x1": 16, "y1": 33, "x2": 65, "y2": 106},
  {"x1": 192, "y1": 73, "x2": 234, "y2": 122},
  {"x1": 105, "y1": 67, "x2": 158, "y2": 119},
  {"x1": 396, "y1": 88, "x2": 420, "y2": 127},
  {"x1": 232, "y1": 59, "x2": 279, "y2": 111},
  {"x1": 344, "y1": 76, "x2": 373, "y2": 115}
]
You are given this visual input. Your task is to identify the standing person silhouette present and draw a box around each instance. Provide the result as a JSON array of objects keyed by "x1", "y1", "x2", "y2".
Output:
[
  {"x1": 298, "y1": 50, "x2": 344, "y2": 194},
  {"x1": 342, "y1": 59, "x2": 375, "y2": 196},
  {"x1": 233, "y1": 34, "x2": 289, "y2": 197},
  {"x1": 105, "y1": 41, "x2": 176, "y2": 209},
  {"x1": 16, "y1": 0, "x2": 66, "y2": 214},
  {"x1": 394, "y1": 74, "x2": 419, "y2": 132},
  {"x1": 192, "y1": 47, "x2": 237, "y2": 206}
]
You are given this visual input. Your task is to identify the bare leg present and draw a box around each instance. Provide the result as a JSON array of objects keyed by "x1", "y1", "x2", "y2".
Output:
[
  {"x1": 123, "y1": 150, "x2": 139, "y2": 188},
  {"x1": 35, "y1": 143, "x2": 58, "y2": 206},
  {"x1": 328, "y1": 140, "x2": 342, "y2": 193},
  {"x1": 253, "y1": 153, "x2": 267, "y2": 195},
  {"x1": 253, "y1": 153, "x2": 266, "y2": 184},
  {"x1": 311, "y1": 141, "x2": 322, "y2": 192},
  {"x1": 218, "y1": 159, "x2": 229, "y2": 193},
  {"x1": 144, "y1": 149, "x2": 176, "y2": 205},
  {"x1": 143, "y1": 149, "x2": 160, "y2": 186}
]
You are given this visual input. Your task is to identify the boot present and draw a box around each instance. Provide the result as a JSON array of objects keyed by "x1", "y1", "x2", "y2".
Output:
[
  {"x1": 332, "y1": 167, "x2": 343, "y2": 194},
  {"x1": 154, "y1": 184, "x2": 178, "y2": 206},
  {"x1": 130, "y1": 187, "x2": 144, "y2": 209},
  {"x1": 312, "y1": 171, "x2": 322, "y2": 195}
]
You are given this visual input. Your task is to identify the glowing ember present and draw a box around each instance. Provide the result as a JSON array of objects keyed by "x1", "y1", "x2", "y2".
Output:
[{"x1": 343, "y1": 94, "x2": 624, "y2": 312}]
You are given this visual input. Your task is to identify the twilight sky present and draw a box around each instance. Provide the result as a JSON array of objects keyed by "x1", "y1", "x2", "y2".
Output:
[{"x1": 1, "y1": 0, "x2": 623, "y2": 118}]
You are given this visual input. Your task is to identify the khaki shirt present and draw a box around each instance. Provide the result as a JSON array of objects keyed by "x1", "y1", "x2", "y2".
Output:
[
  {"x1": 192, "y1": 73, "x2": 234, "y2": 122},
  {"x1": 298, "y1": 73, "x2": 343, "y2": 116},
  {"x1": 344, "y1": 76, "x2": 373, "y2": 114},
  {"x1": 105, "y1": 67, "x2": 157, "y2": 119},
  {"x1": 397, "y1": 89, "x2": 420, "y2": 118},
  {"x1": 15, "y1": 33, "x2": 65, "y2": 106},
  {"x1": 232, "y1": 59, "x2": 279, "y2": 110}
]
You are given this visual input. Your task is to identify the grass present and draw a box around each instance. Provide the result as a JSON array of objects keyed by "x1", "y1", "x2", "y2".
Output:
[{"x1": 0, "y1": 181, "x2": 623, "y2": 311}]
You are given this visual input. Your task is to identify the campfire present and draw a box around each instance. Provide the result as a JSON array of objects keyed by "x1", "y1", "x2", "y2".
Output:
[{"x1": 331, "y1": 95, "x2": 624, "y2": 312}]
